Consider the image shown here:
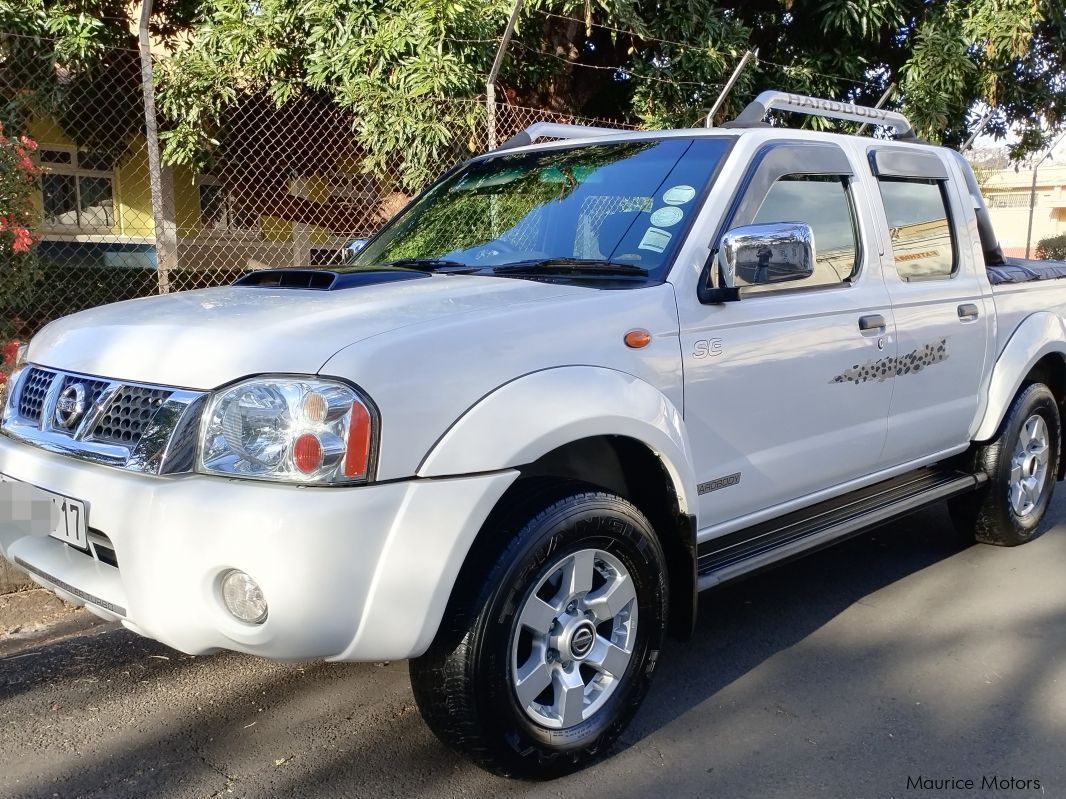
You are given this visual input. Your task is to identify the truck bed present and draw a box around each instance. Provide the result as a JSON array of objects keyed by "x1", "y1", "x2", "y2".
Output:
[{"x1": 987, "y1": 257, "x2": 1066, "y2": 285}]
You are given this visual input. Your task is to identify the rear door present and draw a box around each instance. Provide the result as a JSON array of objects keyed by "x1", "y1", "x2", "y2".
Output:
[
  {"x1": 867, "y1": 146, "x2": 992, "y2": 464},
  {"x1": 677, "y1": 140, "x2": 897, "y2": 526}
]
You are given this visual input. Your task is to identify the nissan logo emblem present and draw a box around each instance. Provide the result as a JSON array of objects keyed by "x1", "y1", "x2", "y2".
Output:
[
  {"x1": 54, "y1": 383, "x2": 88, "y2": 429},
  {"x1": 570, "y1": 625, "x2": 595, "y2": 658}
]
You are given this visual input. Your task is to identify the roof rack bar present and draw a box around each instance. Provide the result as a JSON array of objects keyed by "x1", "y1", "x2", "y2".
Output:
[
  {"x1": 726, "y1": 90, "x2": 916, "y2": 139},
  {"x1": 495, "y1": 122, "x2": 623, "y2": 151}
]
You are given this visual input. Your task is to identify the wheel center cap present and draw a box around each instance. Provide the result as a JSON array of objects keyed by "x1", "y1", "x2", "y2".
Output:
[{"x1": 566, "y1": 620, "x2": 596, "y2": 661}]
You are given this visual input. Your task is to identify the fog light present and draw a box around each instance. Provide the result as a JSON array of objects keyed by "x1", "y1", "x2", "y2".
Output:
[{"x1": 220, "y1": 569, "x2": 268, "y2": 624}]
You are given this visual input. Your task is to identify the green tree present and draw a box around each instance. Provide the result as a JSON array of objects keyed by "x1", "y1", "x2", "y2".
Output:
[
  {"x1": 155, "y1": 0, "x2": 1066, "y2": 188},
  {"x1": 4, "y1": 0, "x2": 1066, "y2": 192},
  {"x1": 0, "y1": 0, "x2": 199, "y2": 154}
]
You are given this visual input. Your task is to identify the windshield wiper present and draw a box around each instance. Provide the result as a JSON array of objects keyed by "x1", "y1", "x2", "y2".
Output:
[
  {"x1": 491, "y1": 258, "x2": 649, "y2": 277},
  {"x1": 382, "y1": 258, "x2": 477, "y2": 272}
]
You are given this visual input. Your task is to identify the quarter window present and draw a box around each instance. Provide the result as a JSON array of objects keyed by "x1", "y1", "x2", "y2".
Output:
[
  {"x1": 878, "y1": 178, "x2": 956, "y2": 279},
  {"x1": 745, "y1": 174, "x2": 859, "y2": 290}
]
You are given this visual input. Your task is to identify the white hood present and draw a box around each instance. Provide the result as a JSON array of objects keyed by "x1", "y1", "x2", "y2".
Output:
[{"x1": 27, "y1": 274, "x2": 585, "y2": 389}]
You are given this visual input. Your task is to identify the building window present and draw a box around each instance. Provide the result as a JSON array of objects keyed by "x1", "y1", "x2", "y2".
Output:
[
  {"x1": 38, "y1": 147, "x2": 116, "y2": 231},
  {"x1": 986, "y1": 192, "x2": 1031, "y2": 209},
  {"x1": 197, "y1": 177, "x2": 258, "y2": 233}
]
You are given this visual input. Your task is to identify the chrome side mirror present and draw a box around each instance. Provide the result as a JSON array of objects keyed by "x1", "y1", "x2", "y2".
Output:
[
  {"x1": 342, "y1": 238, "x2": 369, "y2": 264},
  {"x1": 718, "y1": 222, "x2": 815, "y2": 289}
]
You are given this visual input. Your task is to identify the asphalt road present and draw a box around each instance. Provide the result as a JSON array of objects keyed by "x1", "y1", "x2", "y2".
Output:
[{"x1": 2, "y1": 494, "x2": 1066, "y2": 799}]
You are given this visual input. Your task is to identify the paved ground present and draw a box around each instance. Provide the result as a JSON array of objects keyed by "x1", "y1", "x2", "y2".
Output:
[{"x1": 2, "y1": 496, "x2": 1066, "y2": 799}]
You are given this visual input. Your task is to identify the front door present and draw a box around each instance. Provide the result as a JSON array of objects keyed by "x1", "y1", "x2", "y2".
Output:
[{"x1": 678, "y1": 140, "x2": 897, "y2": 528}]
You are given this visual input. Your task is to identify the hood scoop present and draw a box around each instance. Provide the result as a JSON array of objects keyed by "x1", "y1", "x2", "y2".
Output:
[{"x1": 233, "y1": 268, "x2": 428, "y2": 291}]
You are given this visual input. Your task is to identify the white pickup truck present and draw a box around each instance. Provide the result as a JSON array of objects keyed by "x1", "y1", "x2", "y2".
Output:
[{"x1": 3, "y1": 91, "x2": 1066, "y2": 777}]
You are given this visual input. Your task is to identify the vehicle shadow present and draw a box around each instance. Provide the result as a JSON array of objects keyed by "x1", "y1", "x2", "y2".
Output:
[{"x1": 625, "y1": 503, "x2": 981, "y2": 742}]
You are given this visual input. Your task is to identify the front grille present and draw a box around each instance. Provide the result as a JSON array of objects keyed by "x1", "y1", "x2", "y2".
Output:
[
  {"x1": 17, "y1": 368, "x2": 55, "y2": 422},
  {"x1": 2, "y1": 367, "x2": 204, "y2": 475},
  {"x1": 90, "y1": 386, "x2": 173, "y2": 446}
]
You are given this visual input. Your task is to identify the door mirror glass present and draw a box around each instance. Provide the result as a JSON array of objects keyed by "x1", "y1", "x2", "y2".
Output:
[{"x1": 718, "y1": 222, "x2": 816, "y2": 288}]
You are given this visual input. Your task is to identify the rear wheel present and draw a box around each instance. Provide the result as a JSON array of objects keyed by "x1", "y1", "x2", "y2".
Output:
[
  {"x1": 409, "y1": 486, "x2": 668, "y2": 778},
  {"x1": 950, "y1": 382, "x2": 1060, "y2": 546}
]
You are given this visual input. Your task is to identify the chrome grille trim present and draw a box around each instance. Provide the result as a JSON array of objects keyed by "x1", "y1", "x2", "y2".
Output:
[{"x1": 1, "y1": 365, "x2": 206, "y2": 475}]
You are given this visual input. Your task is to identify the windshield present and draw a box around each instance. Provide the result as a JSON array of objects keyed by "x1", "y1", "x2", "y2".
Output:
[{"x1": 349, "y1": 137, "x2": 732, "y2": 281}]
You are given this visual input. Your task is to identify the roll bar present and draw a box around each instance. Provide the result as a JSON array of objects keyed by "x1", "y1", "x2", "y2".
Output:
[{"x1": 726, "y1": 91, "x2": 917, "y2": 140}]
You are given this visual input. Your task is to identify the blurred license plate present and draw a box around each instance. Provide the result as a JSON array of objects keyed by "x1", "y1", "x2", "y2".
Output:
[{"x1": 0, "y1": 473, "x2": 88, "y2": 550}]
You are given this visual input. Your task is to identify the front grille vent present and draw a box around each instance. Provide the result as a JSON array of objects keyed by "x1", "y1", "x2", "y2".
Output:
[
  {"x1": 90, "y1": 386, "x2": 173, "y2": 446},
  {"x1": 17, "y1": 368, "x2": 55, "y2": 422}
]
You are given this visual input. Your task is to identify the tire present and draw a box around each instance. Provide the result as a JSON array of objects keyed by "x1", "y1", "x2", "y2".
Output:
[
  {"x1": 409, "y1": 483, "x2": 668, "y2": 779},
  {"x1": 950, "y1": 382, "x2": 1060, "y2": 546}
]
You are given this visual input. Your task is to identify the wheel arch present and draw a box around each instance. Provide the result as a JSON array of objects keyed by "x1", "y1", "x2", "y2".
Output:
[
  {"x1": 418, "y1": 367, "x2": 700, "y2": 639},
  {"x1": 516, "y1": 435, "x2": 698, "y2": 639},
  {"x1": 974, "y1": 312, "x2": 1066, "y2": 454}
]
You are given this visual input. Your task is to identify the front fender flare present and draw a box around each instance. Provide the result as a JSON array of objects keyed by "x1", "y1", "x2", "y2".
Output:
[
  {"x1": 416, "y1": 366, "x2": 698, "y2": 516},
  {"x1": 974, "y1": 312, "x2": 1066, "y2": 442}
]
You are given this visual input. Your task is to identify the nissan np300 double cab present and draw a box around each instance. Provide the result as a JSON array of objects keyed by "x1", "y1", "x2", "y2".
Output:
[{"x1": 4, "y1": 92, "x2": 1066, "y2": 777}]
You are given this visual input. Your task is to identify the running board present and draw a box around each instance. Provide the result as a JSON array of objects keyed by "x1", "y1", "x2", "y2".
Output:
[{"x1": 696, "y1": 467, "x2": 986, "y2": 590}]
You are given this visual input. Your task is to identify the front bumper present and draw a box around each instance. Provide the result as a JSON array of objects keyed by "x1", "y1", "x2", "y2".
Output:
[{"x1": 0, "y1": 434, "x2": 517, "y2": 661}]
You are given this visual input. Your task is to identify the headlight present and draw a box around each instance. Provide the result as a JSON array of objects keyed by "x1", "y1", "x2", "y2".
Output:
[
  {"x1": 198, "y1": 377, "x2": 377, "y2": 485},
  {"x1": 15, "y1": 343, "x2": 27, "y2": 367}
]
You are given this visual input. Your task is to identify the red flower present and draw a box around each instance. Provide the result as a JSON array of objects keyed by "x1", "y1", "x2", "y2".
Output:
[
  {"x1": 2, "y1": 341, "x2": 20, "y2": 367},
  {"x1": 12, "y1": 226, "x2": 32, "y2": 253}
]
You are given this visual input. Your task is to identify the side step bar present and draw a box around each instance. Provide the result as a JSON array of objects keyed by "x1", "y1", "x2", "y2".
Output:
[{"x1": 696, "y1": 467, "x2": 986, "y2": 590}]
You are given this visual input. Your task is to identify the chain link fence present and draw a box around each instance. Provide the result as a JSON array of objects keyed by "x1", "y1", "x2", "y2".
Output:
[{"x1": 0, "y1": 35, "x2": 633, "y2": 341}]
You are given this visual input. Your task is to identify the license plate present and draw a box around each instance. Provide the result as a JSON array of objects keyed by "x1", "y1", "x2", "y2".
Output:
[{"x1": 0, "y1": 473, "x2": 89, "y2": 550}]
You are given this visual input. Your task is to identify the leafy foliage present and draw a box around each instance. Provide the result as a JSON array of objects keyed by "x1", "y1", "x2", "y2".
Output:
[
  {"x1": 3, "y1": 0, "x2": 1066, "y2": 192},
  {"x1": 1036, "y1": 233, "x2": 1066, "y2": 261},
  {"x1": 154, "y1": 0, "x2": 508, "y2": 189}
]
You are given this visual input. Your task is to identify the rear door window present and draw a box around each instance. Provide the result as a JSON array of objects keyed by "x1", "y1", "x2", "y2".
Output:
[{"x1": 877, "y1": 178, "x2": 957, "y2": 280}]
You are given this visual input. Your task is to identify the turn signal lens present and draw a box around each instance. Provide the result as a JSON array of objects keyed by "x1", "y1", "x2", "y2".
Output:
[
  {"x1": 624, "y1": 329, "x2": 652, "y2": 349},
  {"x1": 344, "y1": 401, "x2": 372, "y2": 478},
  {"x1": 301, "y1": 392, "x2": 328, "y2": 424}
]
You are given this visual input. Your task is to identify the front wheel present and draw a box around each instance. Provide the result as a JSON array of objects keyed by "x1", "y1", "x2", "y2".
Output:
[
  {"x1": 950, "y1": 382, "x2": 1060, "y2": 546},
  {"x1": 410, "y1": 486, "x2": 668, "y2": 778}
]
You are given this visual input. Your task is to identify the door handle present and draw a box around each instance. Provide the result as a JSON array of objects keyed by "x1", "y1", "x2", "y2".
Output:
[
  {"x1": 958, "y1": 303, "x2": 980, "y2": 321},
  {"x1": 858, "y1": 314, "x2": 886, "y2": 332}
]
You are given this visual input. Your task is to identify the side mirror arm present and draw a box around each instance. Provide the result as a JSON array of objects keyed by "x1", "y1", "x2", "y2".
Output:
[{"x1": 697, "y1": 250, "x2": 742, "y2": 304}]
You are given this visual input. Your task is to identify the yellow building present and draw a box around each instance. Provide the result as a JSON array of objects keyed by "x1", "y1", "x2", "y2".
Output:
[
  {"x1": 28, "y1": 115, "x2": 374, "y2": 279},
  {"x1": 980, "y1": 149, "x2": 1066, "y2": 258}
]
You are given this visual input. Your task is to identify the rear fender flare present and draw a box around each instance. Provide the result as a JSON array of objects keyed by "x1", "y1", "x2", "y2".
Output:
[{"x1": 974, "y1": 312, "x2": 1066, "y2": 441}]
